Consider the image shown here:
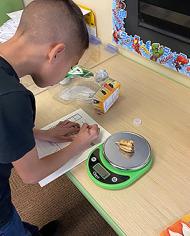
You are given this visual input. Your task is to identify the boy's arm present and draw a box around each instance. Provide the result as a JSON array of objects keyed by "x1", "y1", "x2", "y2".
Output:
[
  {"x1": 12, "y1": 143, "x2": 81, "y2": 184},
  {"x1": 13, "y1": 124, "x2": 99, "y2": 184}
]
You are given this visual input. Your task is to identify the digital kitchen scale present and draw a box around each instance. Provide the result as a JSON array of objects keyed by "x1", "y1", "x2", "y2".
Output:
[{"x1": 87, "y1": 132, "x2": 152, "y2": 190}]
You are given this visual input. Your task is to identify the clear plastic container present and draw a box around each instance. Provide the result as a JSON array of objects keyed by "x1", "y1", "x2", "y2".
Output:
[{"x1": 53, "y1": 77, "x2": 101, "y2": 105}]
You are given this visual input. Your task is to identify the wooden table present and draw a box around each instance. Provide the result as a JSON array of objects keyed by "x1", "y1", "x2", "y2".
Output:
[{"x1": 34, "y1": 54, "x2": 190, "y2": 236}]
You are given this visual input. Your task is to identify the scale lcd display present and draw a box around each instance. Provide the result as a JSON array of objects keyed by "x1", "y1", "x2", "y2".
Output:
[{"x1": 93, "y1": 163, "x2": 110, "y2": 179}]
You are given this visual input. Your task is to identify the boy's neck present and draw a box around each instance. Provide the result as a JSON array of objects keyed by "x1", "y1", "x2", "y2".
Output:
[{"x1": 0, "y1": 36, "x2": 37, "y2": 78}]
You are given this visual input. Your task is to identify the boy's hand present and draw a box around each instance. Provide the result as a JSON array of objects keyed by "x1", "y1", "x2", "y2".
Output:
[
  {"x1": 34, "y1": 120, "x2": 80, "y2": 143},
  {"x1": 16, "y1": 123, "x2": 99, "y2": 184},
  {"x1": 71, "y1": 123, "x2": 100, "y2": 152}
]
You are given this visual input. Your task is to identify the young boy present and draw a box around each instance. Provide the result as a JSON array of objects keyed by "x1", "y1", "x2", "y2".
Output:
[{"x1": 0, "y1": 0, "x2": 100, "y2": 235}]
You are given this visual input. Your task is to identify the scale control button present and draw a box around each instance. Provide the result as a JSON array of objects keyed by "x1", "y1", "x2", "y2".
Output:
[
  {"x1": 91, "y1": 156, "x2": 97, "y2": 162},
  {"x1": 111, "y1": 177, "x2": 118, "y2": 183}
]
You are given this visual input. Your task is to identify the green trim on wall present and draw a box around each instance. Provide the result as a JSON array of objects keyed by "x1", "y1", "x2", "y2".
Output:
[{"x1": 0, "y1": 0, "x2": 24, "y2": 26}]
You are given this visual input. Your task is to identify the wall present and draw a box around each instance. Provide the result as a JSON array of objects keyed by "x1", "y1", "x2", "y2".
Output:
[{"x1": 74, "y1": 0, "x2": 112, "y2": 44}]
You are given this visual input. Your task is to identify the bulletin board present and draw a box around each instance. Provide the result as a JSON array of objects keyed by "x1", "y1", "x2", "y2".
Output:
[{"x1": 0, "y1": 0, "x2": 24, "y2": 26}]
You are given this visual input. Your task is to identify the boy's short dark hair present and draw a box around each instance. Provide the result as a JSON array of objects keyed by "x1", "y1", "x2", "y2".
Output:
[
  {"x1": 17, "y1": 0, "x2": 89, "y2": 55},
  {"x1": 62, "y1": 0, "x2": 89, "y2": 50}
]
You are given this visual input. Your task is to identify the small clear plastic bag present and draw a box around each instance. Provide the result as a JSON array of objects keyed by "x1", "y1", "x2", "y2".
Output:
[{"x1": 55, "y1": 77, "x2": 101, "y2": 104}]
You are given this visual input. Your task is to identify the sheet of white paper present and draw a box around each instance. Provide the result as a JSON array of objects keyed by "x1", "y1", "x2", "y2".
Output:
[
  {"x1": 0, "y1": 18, "x2": 20, "y2": 43},
  {"x1": 35, "y1": 139, "x2": 60, "y2": 157},
  {"x1": 7, "y1": 10, "x2": 23, "y2": 20},
  {"x1": 37, "y1": 108, "x2": 110, "y2": 187},
  {"x1": 81, "y1": 8, "x2": 91, "y2": 16}
]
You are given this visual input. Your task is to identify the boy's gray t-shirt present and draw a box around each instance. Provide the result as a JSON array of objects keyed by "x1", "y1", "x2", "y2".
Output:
[{"x1": 0, "y1": 57, "x2": 36, "y2": 226}]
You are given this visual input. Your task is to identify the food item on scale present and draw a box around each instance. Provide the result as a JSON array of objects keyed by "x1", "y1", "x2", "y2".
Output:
[{"x1": 116, "y1": 139, "x2": 135, "y2": 153}]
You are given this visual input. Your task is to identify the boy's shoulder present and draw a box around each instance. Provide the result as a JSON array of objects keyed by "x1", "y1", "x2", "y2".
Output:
[
  {"x1": 0, "y1": 58, "x2": 35, "y2": 118},
  {"x1": 0, "y1": 56, "x2": 33, "y2": 97},
  {"x1": 0, "y1": 66, "x2": 27, "y2": 96}
]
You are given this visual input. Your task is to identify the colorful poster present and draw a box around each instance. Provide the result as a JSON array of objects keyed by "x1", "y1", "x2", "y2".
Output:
[{"x1": 112, "y1": 0, "x2": 190, "y2": 78}]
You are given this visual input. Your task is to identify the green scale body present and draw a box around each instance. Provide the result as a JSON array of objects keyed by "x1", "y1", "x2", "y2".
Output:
[{"x1": 87, "y1": 144, "x2": 153, "y2": 190}]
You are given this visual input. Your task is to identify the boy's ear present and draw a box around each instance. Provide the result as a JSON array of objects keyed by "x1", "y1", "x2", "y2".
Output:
[{"x1": 48, "y1": 43, "x2": 65, "y2": 63}]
